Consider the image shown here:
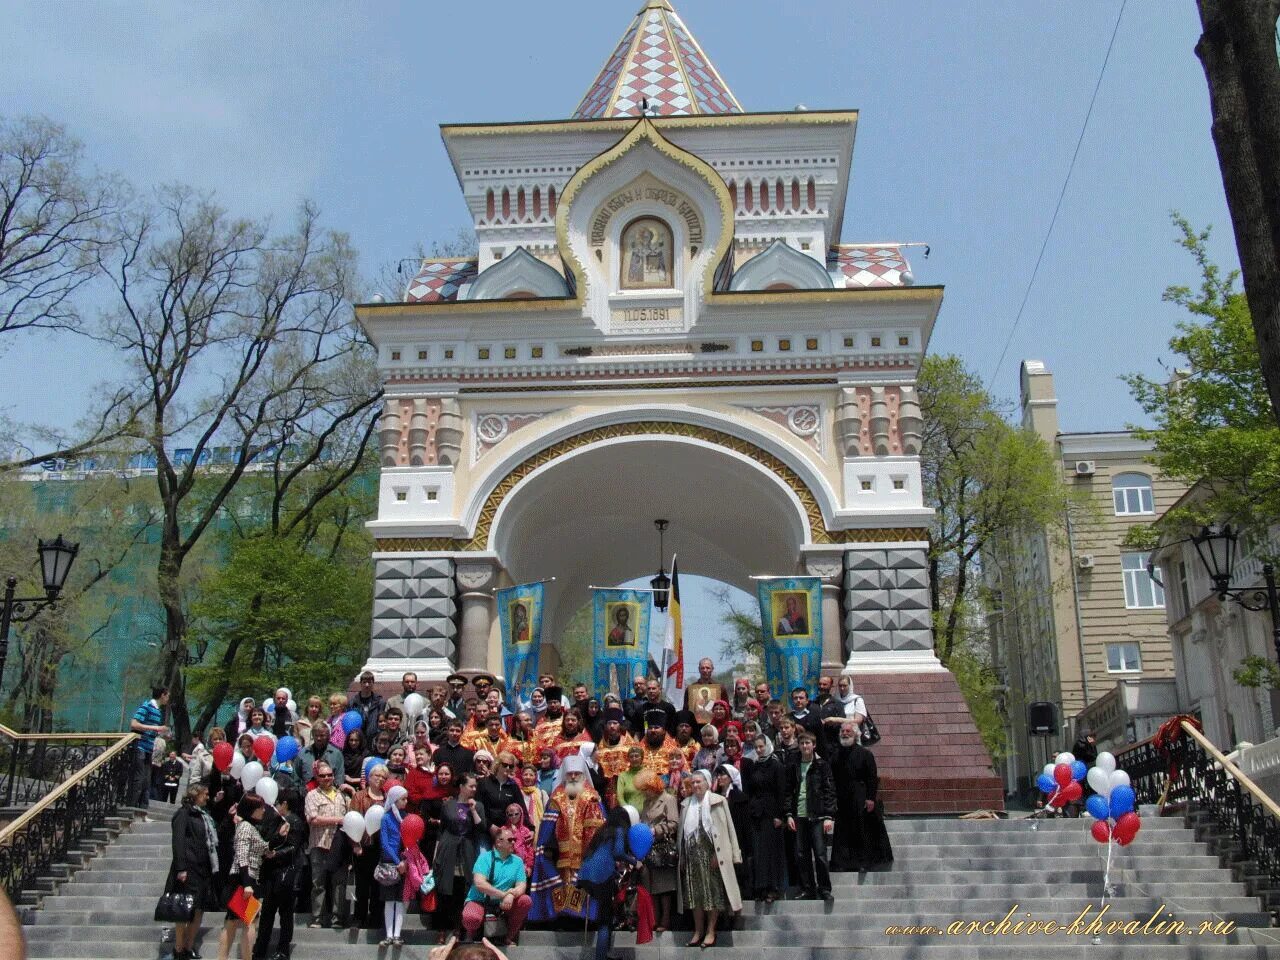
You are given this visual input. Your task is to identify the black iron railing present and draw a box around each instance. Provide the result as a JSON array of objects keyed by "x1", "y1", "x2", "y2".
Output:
[
  {"x1": 0, "y1": 731, "x2": 135, "y2": 900},
  {"x1": 0, "y1": 724, "x2": 129, "y2": 807},
  {"x1": 1118, "y1": 721, "x2": 1280, "y2": 908}
]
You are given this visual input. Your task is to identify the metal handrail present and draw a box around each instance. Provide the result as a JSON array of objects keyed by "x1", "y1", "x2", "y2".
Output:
[
  {"x1": 0, "y1": 722, "x2": 130, "y2": 744},
  {"x1": 1117, "y1": 719, "x2": 1280, "y2": 915},
  {"x1": 0, "y1": 732, "x2": 137, "y2": 844},
  {"x1": 1180, "y1": 721, "x2": 1280, "y2": 821},
  {"x1": 0, "y1": 732, "x2": 138, "y2": 900}
]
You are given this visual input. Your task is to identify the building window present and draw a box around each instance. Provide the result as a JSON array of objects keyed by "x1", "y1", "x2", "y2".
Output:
[
  {"x1": 843, "y1": 336, "x2": 854, "y2": 348},
  {"x1": 417, "y1": 350, "x2": 428, "y2": 360},
  {"x1": 778, "y1": 339, "x2": 791, "y2": 351},
  {"x1": 806, "y1": 338, "x2": 818, "y2": 350},
  {"x1": 1106, "y1": 642, "x2": 1142, "y2": 673},
  {"x1": 1176, "y1": 560, "x2": 1191, "y2": 619},
  {"x1": 1121, "y1": 552, "x2": 1165, "y2": 609},
  {"x1": 750, "y1": 340, "x2": 763, "y2": 352},
  {"x1": 870, "y1": 336, "x2": 881, "y2": 348},
  {"x1": 1112, "y1": 472, "x2": 1154, "y2": 515},
  {"x1": 531, "y1": 346, "x2": 544, "y2": 359},
  {"x1": 390, "y1": 350, "x2": 401, "y2": 362},
  {"x1": 478, "y1": 347, "x2": 490, "y2": 360}
]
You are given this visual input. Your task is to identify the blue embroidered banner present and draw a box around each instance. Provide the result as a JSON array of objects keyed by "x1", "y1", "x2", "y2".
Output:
[
  {"x1": 592, "y1": 588, "x2": 652, "y2": 696},
  {"x1": 756, "y1": 577, "x2": 823, "y2": 699},
  {"x1": 497, "y1": 582, "x2": 544, "y2": 711}
]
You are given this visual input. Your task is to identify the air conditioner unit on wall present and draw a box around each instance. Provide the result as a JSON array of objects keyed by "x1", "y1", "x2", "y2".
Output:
[
  {"x1": 1073, "y1": 461, "x2": 1096, "y2": 476},
  {"x1": 1076, "y1": 554, "x2": 1095, "y2": 570}
]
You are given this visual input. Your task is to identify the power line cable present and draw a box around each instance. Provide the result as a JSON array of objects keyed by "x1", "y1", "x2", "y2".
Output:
[{"x1": 989, "y1": 0, "x2": 1129, "y2": 388}]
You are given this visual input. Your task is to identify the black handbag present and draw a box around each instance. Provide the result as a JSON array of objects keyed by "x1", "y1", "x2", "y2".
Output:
[
  {"x1": 154, "y1": 889, "x2": 196, "y2": 923},
  {"x1": 860, "y1": 712, "x2": 881, "y2": 746}
]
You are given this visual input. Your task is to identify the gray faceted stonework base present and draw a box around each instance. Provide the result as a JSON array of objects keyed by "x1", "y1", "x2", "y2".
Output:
[
  {"x1": 370, "y1": 556, "x2": 458, "y2": 660},
  {"x1": 843, "y1": 546, "x2": 932, "y2": 654}
]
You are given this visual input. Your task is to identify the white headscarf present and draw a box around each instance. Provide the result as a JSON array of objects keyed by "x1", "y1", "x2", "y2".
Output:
[
  {"x1": 716, "y1": 763, "x2": 742, "y2": 794},
  {"x1": 683, "y1": 769, "x2": 716, "y2": 840},
  {"x1": 385, "y1": 784, "x2": 408, "y2": 822}
]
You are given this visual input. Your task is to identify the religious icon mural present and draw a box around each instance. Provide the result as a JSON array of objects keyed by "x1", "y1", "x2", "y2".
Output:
[
  {"x1": 620, "y1": 216, "x2": 672, "y2": 289},
  {"x1": 592, "y1": 588, "x2": 651, "y2": 696},
  {"x1": 772, "y1": 591, "x2": 811, "y2": 636},
  {"x1": 756, "y1": 578, "x2": 823, "y2": 699},
  {"x1": 497, "y1": 582, "x2": 544, "y2": 711}
]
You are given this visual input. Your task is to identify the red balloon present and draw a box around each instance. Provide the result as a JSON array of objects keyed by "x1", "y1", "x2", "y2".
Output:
[
  {"x1": 1060, "y1": 780, "x2": 1083, "y2": 803},
  {"x1": 1053, "y1": 763, "x2": 1073, "y2": 787},
  {"x1": 213, "y1": 741, "x2": 234, "y2": 772},
  {"x1": 253, "y1": 736, "x2": 275, "y2": 765},
  {"x1": 1113, "y1": 811, "x2": 1141, "y2": 844},
  {"x1": 1090, "y1": 820, "x2": 1111, "y2": 843},
  {"x1": 383, "y1": 778, "x2": 402, "y2": 794},
  {"x1": 400, "y1": 813, "x2": 425, "y2": 847}
]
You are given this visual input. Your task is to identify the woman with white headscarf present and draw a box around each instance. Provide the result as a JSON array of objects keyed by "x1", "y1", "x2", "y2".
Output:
[
  {"x1": 714, "y1": 763, "x2": 750, "y2": 898},
  {"x1": 378, "y1": 785, "x2": 411, "y2": 947},
  {"x1": 677, "y1": 768, "x2": 741, "y2": 948},
  {"x1": 741, "y1": 733, "x2": 788, "y2": 902}
]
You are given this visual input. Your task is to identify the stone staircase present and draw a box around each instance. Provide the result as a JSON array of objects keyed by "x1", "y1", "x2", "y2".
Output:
[{"x1": 16, "y1": 809, "x2": 1280, "y2": 959}]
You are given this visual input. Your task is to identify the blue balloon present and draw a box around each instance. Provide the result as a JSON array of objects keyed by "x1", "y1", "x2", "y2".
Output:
[
  {"x1": 275, "y1": 735, "x2": 299, "y2": 763},
  {"x1": 628, "y1": 823, "x2": 654, "y2": 860},
  {"x1": 342, "y1": 710, "x2": 363, "y2": 734},
  {"x1": 1109, "y1": 785, "x2": 1136, "y2": 818},
  {"x1": 1036, "y1": 773, "x2": 1055, "y2": 794},
  {"x1": 1085, "y1": 794, "x2": 1110, "y2": 821},
  {"x1": 1071, "y1": 760, "x2": 1087, "y2": 783}
]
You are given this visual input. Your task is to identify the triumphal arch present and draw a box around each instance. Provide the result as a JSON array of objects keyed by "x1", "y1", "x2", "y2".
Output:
[{"x1": 356, "y1": 0, "x2": 1002, "y2": 811}]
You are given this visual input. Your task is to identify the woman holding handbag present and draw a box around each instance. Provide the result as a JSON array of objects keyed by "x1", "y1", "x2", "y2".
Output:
[
  {"x1": 164, "y1": 783, "x2": 220, "y2": 960},
  {"x1": 377, "y1": 784, "x2": 411, "y2": 947},
  {"x1": 347, "y1": 763, "x2": 389, "y2": 931},
  {"x1": 635, "y1": 769, "x2": 677, "y2": 933}
]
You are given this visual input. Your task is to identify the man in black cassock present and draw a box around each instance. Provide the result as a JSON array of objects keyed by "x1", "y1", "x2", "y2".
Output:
[{"x1": 830, "y1": 719, "x2": 893, "y2": 872}]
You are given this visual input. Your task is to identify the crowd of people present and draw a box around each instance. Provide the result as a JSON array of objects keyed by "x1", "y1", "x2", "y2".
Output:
[{"x1": 134, "y1": 657, "x2": 892, "y2": 960}]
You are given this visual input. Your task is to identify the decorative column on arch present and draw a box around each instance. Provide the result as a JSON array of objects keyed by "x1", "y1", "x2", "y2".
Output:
[
  {"x1": 801, "y1": 547, "x2": 847, "y2": 675},
  {"x1": 455, "y1": 558, "x2": 502, "y2": 677}
]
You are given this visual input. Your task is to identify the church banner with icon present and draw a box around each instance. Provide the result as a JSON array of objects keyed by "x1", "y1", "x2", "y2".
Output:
[
  {"x1": 756, "y1": 577, "x2": 823, "y2": 698},
  {"x1": 592, "y1": 588, "x2": 652, "y2": 697},
  {"x1": 498, "y1": 582, "x2": 544, "y2": 711}
]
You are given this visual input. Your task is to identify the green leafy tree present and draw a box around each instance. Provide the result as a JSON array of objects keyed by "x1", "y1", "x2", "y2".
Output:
[
  {"x1": 919, "y1": 354, "x2": 1076, "y2": 665},
  {"x1": 186, "y1": 532, "x2": 370, "y2": 712},
  {"x1": 1125, "y1": 216, "x2": 1280, "y2": 538}
]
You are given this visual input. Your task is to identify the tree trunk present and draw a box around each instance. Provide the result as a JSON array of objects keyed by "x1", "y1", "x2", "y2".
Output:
[
  {"x1": 1197, "y1": 0, "x2": 1280, "y2": 422},
  {"x1": 157, "y1": 541, "x2": 191, "y2": 746}
]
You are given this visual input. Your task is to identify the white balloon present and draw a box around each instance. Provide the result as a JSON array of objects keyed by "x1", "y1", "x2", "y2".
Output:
[
  {"x1": 342, "y1": 810, "x2": 366, "y2": 842},
  {"x1": 286, "y1": 699, "x2": 297, "y2": 715},
  {"x1": 364, "y1": 804, "x2": 385, "y2": 835},
  {"x1": 1042, "y1": 763, "x2": 1055, "y2": 778},
  {"x1": 403, "y1": 693, "x2": 426, "y2": 718},
  {"x1": 1087, "y1": 767, "x2": 1113, "y2": 797},
  {"x1": 241, "y1": 760, "x2": 264, "y2": 790},
  {"x1": 1055, "y1": 752, "x2": 1075, "y2": 766},
  {"x1": 255, "y1": 777, "x2": 279, "y2": 805},
  {"x1": 230, "y1": 752, "x2": 246, "y2": 778},
  {"x1": 1096, "y1": 751, "x2": 1117, "y2": 774},
  {"x1": 1109, "y1": 769, "x2": 1131, "y2": 790}
]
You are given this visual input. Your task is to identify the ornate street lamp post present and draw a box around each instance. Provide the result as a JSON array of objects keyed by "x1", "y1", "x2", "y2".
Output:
[
  {"x1": 650, "y1": 519, "x2": 671, "y2": 612},
  {"x1": 0, "y1": 535, "x2": 80, "y2": 689},
  {"x1": 1190, "y1": 524, "x2": 1280, "y2": 665}
]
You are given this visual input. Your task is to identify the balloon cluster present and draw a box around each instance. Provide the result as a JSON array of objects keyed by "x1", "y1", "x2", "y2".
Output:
[
  {"x1": 1083, "y1": 752, "x2": 1141, "y2": 846},
  {"x1": 1034, "y1": 751, "x2": 1086, "y2": 811}
]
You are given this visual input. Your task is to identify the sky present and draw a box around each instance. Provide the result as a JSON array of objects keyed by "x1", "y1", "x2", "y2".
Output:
[{"x1": 0, "y1": 0, "x2": 1242, "y2": 670}]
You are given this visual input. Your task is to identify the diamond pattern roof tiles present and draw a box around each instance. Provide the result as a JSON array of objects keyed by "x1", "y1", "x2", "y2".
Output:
[
  {"x1": 404, "y1": 258, "x2": 478, "y2": 303},
  {"x1": 572, "y1": 1, "x2": 741, "y2": 119},
  {"x1": 828, "y1": 245, "x2": 914, "y2": 288}
]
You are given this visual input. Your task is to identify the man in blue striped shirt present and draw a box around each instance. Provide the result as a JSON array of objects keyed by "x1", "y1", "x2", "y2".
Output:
[{"x1": 129, "y1": 685, "x2": 170, "y2": 813}]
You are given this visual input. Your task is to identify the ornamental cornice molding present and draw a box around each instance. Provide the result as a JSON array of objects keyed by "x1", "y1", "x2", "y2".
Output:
[{"x1": 372, "y1": 419, "x2": 927, "y2": 553}]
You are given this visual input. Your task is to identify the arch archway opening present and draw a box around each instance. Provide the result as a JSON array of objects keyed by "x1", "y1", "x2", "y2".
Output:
[{"x1": 490, "y1": 437, "x2": 809, "y2": 662}]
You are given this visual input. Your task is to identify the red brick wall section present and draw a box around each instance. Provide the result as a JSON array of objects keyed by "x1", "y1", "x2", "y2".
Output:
[{"x1": 858, "y1": 671, "x2": 1005, "y2": 815}]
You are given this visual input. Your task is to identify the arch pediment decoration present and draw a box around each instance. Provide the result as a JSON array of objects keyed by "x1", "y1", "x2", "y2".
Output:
[
  {"x1": 730, "y1": 238, "x2": 833, "y2": 291},
  {"x1": 464, "y1": 246, "x2": 571, "y2": 300},
  {"x1": 372, "y1": 419, "x2": 926, "y2": 552},
  {"x1": 556, "y1": 118, "x2": 734, "y2": 330}
]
